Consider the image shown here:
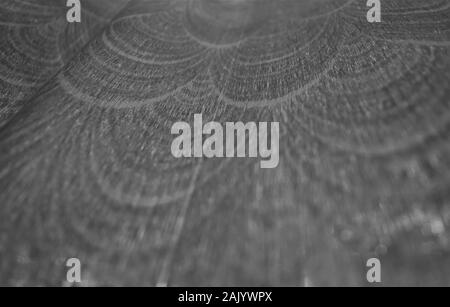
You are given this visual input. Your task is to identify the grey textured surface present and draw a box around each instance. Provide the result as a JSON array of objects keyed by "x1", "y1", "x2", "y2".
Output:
[{"x1": 0, "y1": 0, "x2": 450, "y2": 286}]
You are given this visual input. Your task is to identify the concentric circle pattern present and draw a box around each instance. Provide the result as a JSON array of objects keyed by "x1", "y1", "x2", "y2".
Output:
[
  {"x1": 0, "y1": 0, "x2": 450, "y2": 286},
  {"x1": 0, "y1": 0, "x2": 130, "y2": 127}
]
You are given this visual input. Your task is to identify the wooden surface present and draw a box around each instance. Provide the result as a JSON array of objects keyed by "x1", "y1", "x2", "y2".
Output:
[{"x1": 0, "y1": 0, "x2": 450, "y2": 286}]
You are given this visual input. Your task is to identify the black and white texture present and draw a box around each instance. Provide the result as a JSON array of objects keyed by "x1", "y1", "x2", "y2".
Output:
[{"x1": 0, "y1": 0, "x2": 450, "y2": 286}]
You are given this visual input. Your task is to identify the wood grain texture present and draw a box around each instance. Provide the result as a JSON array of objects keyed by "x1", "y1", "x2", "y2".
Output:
[
  {"x1": 0, "y1": 0, "x2": 130, "y2": 126},
  {"x1": 0, "y1": 0, "x2": 449, "y2": 286}
]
